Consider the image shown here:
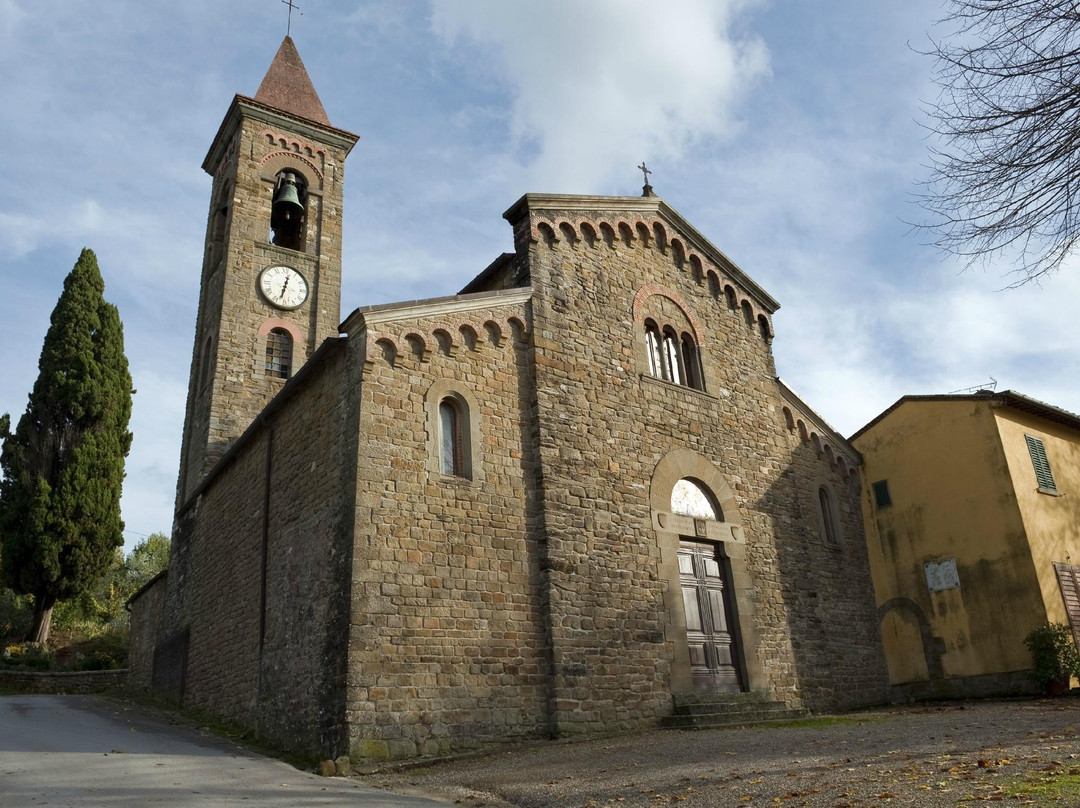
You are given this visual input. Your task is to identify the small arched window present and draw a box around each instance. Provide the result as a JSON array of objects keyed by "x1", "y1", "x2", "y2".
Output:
[
  {"x1": 265, "y1": 328, "x2": 293, "y2": 379},
  {"x1": 199, "y1": 336, "x2": 213, "y2": 392},
  {"x1": 439, "y1": 397, "x2": 465, "y2": 477},
  {"x1": 671, "y1": 478, "x2": 722, "y2": 520},
  {"x1": 681, "y1": 332, "x2": 704, "y2": 391},
  {"x1": 645, "y1": 320, "x2": 663, "y2": 378},
  {"x1": 662, "y1": 327, "x2": 684, "y2": 385},
  {"x1": 643, "y1": 320, "x2": 704, "y2": 391},
  {"x1": 817, "y1": 485, "x2": 841, "y2": 546}
]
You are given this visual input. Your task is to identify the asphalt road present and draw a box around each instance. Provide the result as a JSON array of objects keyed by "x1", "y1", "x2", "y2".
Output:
[{"x1": 0, "y1": 694, "x2": 446, "y2": 807}]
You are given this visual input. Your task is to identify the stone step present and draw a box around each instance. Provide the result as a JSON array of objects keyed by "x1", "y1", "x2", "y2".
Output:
[
  {"x1": 664, "y1": 691, "x2": 810, "y2": 730},
  {"x1": 673, "y1": 699, "x2": 792, "y2": 717},
  {"x1": 661, "y1": 706, "x2": 811, "y2": 730},
  {"x1": 672, "y1": 690, "x2": 773, "y2": 708}
]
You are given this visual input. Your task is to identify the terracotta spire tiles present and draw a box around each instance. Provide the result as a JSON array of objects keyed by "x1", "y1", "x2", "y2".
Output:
[{"x1": 254, "y1": 36, "x2": 331, "y2": 126}]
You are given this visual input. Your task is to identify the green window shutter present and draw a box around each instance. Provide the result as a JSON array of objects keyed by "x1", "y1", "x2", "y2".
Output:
[
  {"x1": 1025, "y1": 434, "x2": 1058, "y2": 493},
  {"x1": 872, "y1": 480, "x2": 892, "y2": 508}
]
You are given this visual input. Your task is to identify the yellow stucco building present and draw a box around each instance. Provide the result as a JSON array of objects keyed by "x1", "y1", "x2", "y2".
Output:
[{"x1": 852, "y1": 390, "x2": 1080, "y2": 698}]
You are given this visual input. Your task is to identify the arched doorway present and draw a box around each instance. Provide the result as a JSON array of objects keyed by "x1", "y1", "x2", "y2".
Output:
[
  {"x1": 671, "y1": 478, "x2": 742, "y2": 692},
  {"x1": 650, "y1": 450, "x2": 761, "y2": 695}
]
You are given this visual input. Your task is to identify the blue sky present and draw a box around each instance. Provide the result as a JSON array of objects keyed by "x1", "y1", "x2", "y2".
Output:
[{"x1": 2, "y1": 0, "x2": 1078, "y2": 548}]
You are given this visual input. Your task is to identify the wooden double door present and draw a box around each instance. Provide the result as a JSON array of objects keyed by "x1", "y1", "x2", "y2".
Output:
[{"x1": 678, "y1": 540, "x2": 744, "y2": 692}]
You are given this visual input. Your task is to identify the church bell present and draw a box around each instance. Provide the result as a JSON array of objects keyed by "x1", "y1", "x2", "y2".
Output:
[{"x1": 271, "y1": 172, "x2": 304, "y2": 226}]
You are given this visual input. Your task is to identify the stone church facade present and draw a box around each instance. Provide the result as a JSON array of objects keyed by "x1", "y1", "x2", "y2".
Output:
[{"x1": 129, "y1": 37, "x2": 889, "y2": 760}]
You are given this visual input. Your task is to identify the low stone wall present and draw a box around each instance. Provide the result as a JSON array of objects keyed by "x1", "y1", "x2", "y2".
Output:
[{"x1": 0, "y1": 668, "x2": 128, "y2": 694}]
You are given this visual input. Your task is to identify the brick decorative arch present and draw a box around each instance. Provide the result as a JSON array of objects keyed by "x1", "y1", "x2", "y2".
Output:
[
  {"x1": 632, "y1": 284, "x2": 706, "y2": 345},
  {"x1": 260, "y1": 150, "x2": 324, "y2": 186},
  {"x1": 257, "y1": 318, "x2": 302, "y2": 342}
]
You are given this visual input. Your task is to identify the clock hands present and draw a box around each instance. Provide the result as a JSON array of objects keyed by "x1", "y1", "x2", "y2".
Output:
[{"x1": 260, "y1": 266, "x2": 306, "y2": 308}]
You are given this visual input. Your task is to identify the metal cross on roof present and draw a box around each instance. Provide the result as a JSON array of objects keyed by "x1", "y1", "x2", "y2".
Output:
[
  {"x1": 282, "y1": 0, "x2": 302, "y2": 36},
  {"x1": 638, "y1": 162, "x2": 655, "y2": 197}
]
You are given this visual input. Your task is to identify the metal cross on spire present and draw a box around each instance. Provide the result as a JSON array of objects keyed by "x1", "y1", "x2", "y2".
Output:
[
  {"x1": 282, "y1": 0, "x2": 302, "y2": 36},
  {"x1": 638, "y1": 162, "x2": 655, "y2": 197}
]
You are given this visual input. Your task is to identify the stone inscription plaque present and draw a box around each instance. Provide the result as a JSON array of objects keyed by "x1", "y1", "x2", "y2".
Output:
[{"x1": 925, "y1": 558, "x2": 960, "y2": 593}]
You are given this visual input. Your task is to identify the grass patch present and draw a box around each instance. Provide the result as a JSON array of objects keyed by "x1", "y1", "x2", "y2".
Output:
[
  {"x1": 767, "y1": 714, "x2": 889, "y2": 729},
  {"x1": 999, "y1": 768, "x2": 1080, "y2": 804}
]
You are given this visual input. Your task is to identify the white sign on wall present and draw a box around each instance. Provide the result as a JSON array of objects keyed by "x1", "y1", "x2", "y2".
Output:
[{"x1": 925, "y1": 558, "x2": 960, "y2": 593}]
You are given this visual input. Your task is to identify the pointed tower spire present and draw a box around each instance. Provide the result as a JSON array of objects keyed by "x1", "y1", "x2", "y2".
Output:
[{"x1": 254, "y1": 36, "x2": 331, "y2": 126}]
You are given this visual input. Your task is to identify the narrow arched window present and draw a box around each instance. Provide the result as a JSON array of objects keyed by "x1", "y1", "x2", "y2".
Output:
[
  {"x1": 818, "y1": 486, "x2": 840, "y2": 546},
  {"x1": 265, "y1": 328, "x2": 293, "y2": 379},
  {"x1": 680, "y1": 332, "x2": 704, "y2": 390},
  {"x1": 663, "y1": 327, "x2": 683, "y2": 385},
  {"x1": 439, "y1": 398, "x2": 464, "y2": 476},
  {"x1": 645, "y1": 320, "x2": 663, "y2": 378},
  {"x1": 199, "y1": 336, "x2": 213, "y2": 391}
]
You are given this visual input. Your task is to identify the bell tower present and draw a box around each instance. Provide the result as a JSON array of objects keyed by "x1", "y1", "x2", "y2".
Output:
[{"x1": 176, "y1": 37, "x2": 359, "y2": 504}]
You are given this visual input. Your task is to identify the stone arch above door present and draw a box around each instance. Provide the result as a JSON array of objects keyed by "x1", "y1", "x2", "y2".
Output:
[
  {"x1": 649, "y1": 449, "x2": 764, "y2": 696},
  {"x1": 649, "y1": 448, "x2": 744, "y2": 542}
]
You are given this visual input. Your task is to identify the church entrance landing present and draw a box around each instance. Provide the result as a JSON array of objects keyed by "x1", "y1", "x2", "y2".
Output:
[{"x1": 678, "y1": 540, "x2": 743, "y2": 693}]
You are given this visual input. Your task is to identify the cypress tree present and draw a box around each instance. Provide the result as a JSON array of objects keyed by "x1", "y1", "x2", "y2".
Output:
[{"x1": 0, "y1": 249, "x2": 133, "y2": 644}]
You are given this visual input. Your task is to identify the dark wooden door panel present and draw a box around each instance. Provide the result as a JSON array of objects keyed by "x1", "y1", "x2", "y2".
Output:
[{"x1": 678, "y1": 540, "x2": 743, "y2": 693}]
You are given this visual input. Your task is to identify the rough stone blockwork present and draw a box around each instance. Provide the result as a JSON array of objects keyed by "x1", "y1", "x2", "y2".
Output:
[
  {"x1": 0, "y1": 670, "x2": 128, "y2": 693},
  {"x1": 347, "y1": 301, "x2": 548, "y2": 759},
  {"x1": 517, "y1": 201, "x2": 888, "y2": 727},
  {"x1": 162, "y1": 344, "x2": 353, "y2": 758}
]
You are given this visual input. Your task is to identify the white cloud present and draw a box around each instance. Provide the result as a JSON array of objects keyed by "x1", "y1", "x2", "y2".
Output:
[
  {"x1": 0, "y1": 0, "x2": 25, "y2": 43},
  {"x1": 430, "y1": 0, "x2": 770, "y2": 191}
]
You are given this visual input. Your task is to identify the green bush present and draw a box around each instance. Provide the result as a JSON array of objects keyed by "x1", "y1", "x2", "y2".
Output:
[
  {"x1": 0, "y1": 588, "x2": 32, "y2": 643},
  {"x1": 1025, "y1": 622, "x2": 1080, "y2": 688},
  {"x1": 1, "y1": 642, "x2": 54, "y2": 670},
  {"x1": 66, "y1": 627, "x2": 128, "y2": 670}
]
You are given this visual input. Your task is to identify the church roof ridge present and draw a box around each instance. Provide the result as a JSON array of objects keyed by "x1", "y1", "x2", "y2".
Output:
[
  {"x1": 340, "y1": 287, "x2": 532, "y2": 334},
  {"x1": 503, "y1": 192, "x2": 781, "y2": 314},
  {"x1": 254, "y1": 36, "x2": 331, "y2": 126},
  {"x1": 777, "y1": 377, "x2": 860, "y2": 462}
]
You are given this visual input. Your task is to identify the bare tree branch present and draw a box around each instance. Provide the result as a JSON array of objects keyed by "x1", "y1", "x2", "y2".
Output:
[{"x1": 920, "y1": 0, "x2": 1080, "y2": 285}]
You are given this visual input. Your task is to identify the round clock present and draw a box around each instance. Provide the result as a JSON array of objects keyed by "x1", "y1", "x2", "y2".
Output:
[{"x1": 259, "y1": 265, "x2": 308, "y2": 310}]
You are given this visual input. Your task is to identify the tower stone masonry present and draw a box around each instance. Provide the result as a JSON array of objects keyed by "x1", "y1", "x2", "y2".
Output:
[
  {"x1": 175, "y1": 37, "x2": 358, "y2": 505},
  {"x1": 129, "y1": 36, "x2": 891, "y2": 762}
]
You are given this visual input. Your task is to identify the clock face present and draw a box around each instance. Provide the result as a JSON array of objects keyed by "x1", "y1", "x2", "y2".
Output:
[{"x1": 259, "y1": 265, "x2": 308, "y2": 310}]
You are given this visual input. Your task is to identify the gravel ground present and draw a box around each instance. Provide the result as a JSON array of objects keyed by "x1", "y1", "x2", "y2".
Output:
[{"x1": 360, "y1": 699, "x2": 1080, "y2": 807}]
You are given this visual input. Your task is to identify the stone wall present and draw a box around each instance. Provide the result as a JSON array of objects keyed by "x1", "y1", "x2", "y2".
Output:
[
  {"x1": 509, "y1": 196, "x2": 888, "y2": 731},
  {"x1": 127, "y1": 571, "x2": 167, "y2": 690},
  {"x1": 162, "y1": 340, "x2": 353, "y2": 758},
  {"x1": 0, "y1": 669, "x2": 127, "y2": 693},
  {"x1": 346, "y1": 294, "x2": 550, "y2": 759}
]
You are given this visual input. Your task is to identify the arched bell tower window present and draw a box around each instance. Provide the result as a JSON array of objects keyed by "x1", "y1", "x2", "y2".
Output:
[
  {"x1": 265, "y1": 328, "x2": 293, "y2": 379},
  {"x1": 671, "y1": 478, "x2": 722, "y2": 520},
  {"x1": 270, "y1": 170, "x2": 307, "y2": 251}
]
